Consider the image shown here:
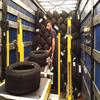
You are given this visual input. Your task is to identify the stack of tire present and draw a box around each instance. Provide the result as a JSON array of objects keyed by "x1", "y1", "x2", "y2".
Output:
[
  {"x1": 46, "y1": 11, "x2": 68, "y2": 52},
  {"x1": 71, "y1": 12, "x2": 81, "y2": 58},
  {"x1": 32, "y1": 9, "x2": 51, "y2": 51},
  {"x1": 32, "y1": 10, "x2": 82, "y2": 95}
]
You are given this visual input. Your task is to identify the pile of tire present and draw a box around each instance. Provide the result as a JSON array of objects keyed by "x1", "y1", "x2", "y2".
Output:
[
  {"x1": 32, "y1": 10, "x2": 80, "y2": 56},
  {"x1": 32, "y1": 9, "x2": 51, "y2": 51},
  {"x1": 5, "y1": 62, "x2": 40, "y2": 95},
  {"x1": 32, "y1": 10, "x2": 81, "y2": 94},
  {"x1": 72, "y1": 58, "x2": 83, "y2": 98}
]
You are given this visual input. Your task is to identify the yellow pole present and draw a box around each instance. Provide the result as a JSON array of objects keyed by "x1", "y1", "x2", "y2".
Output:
[
  {"x1": 6, "y1": 30, "x2": 10, "y2": 66},
  {"x1": 58, "y1": 32, "x2": 61, "y2": 99},
  {"x1": 17, "y1": 17, "x2": 24, "y2": 62},
  {"x1": 66, "y1": 17, "x2": 73, "y2": 100}
]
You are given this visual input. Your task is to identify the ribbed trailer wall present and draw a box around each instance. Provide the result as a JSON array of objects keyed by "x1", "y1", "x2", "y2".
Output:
[
  {"x1": 77, "y1": 0, "x2": 100, "y2": 99},
  {"x1": 0, "y1": 0, "x2": 2, "y2": 78},
  {"x1": 0, "y1": 0, "x2": 37, "y2": 77},
  {"x1": 8, "y1": 0, "x2": 36, "y2": 64}
]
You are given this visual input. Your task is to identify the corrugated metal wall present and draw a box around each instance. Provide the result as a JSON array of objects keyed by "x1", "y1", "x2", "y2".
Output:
[
  {"x1": 0, "y1": 0, "x2": 37, "y2": 77},
  {"x1": 78, "y1": 0, "x2": 100, "y2": 99}
]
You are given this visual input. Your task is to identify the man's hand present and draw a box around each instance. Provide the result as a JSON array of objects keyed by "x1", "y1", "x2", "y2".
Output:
[{"x1": 46, "y1": 50, "x2": 49, "y2": 53}]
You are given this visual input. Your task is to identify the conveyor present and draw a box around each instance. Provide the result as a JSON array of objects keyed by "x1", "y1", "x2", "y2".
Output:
[{"x1": 0, "y1": 78, "x2": 51, "y2": 100}]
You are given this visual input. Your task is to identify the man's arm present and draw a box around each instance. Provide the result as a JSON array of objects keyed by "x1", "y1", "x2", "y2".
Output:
[
  {"x1": 48, "y1": 47, "x2": 51, "y2": 53},
  {"x1": 51, "y1": 37, "x2": 55, "y2": 59}
]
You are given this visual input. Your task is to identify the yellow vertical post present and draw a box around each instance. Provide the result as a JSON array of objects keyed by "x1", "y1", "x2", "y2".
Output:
[
  {"x1": 17, "y1": 17, "x2": 24, "y2": 62},
  {"x1": 66, "y1": 17, "x2": 73, "y2": 100},
  {"x1": 58, "y1": 32, "x2": 61, "y2": 99},
  {"x1": 6, "y1": 30, "x2": 10, "y2": 66}
]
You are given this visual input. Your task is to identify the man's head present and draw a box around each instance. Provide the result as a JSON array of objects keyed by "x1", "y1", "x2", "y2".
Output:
[{"x1": 46, "y1": 20, "x2": 52, "y2": 31}]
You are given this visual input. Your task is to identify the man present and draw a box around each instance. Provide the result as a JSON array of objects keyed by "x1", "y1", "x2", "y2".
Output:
[{"x1": 46, "y1": 20, "x2": 58, "y2": 93}]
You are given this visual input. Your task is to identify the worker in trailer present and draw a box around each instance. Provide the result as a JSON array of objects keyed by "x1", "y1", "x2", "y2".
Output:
[{"x1": 46, "y1": 20, "x2": 58, "y2": 93}]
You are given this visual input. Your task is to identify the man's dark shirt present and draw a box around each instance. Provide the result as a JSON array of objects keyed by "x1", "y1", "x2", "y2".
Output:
[{"x1": 50, "y1": 29, "x2": 57, "y2": 53}]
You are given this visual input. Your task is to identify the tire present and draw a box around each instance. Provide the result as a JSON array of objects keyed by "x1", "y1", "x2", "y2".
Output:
[
  {"x1": 61, "y1": 36, "x2": 66, "y2": 46},
  {"x1": 44, "y1": 31, "x2": 50, "y2": 40},
  {"x1": 31, "y1": 37, "x2": 37, "y2": 50},
  {"x1": 35, "y1": 11, "x2": 40, "y2": 24},
  {"x1": 29, "y1": 50, "x2": 50, "y2": 66},
  {"x1": 46, "y1": 36, "x2": 52, "y2": 46},
  {"x1": 72, "y1": 39, "x2": 81, "y2": 55},
  {"x1": 40, "y1": 24, "x2": 47, "y2": 33},
  {"x1": 5, "y1": 62, "x2": 40, "y2": 95},
  {"x1": 61, "y1": 44, "x2": 64, "y2": 51},
  {"x1": 42, "y1": 19, "x2": 48, "y2": 27},
  {"x1": 73, "y1": 61, "x2": 83, "y2": 91},
  {"x1": 40, "y1": 38, "x2": 47, "y2": 46},
  {"x1": 53, "y1": 11, "x2": 59, "y2": 19},
  {"x1": 36, "y1": 35, "x2": 41, "y2": 44},
  {"x1": 38, "y1": 29, "x2": 43, "y2": 36},
  {"x1": 46, "y1": 11, "x2": 53, "y2": 19},
  {"x1": 39, "y1": 11, "x2": 44, "y2": 18},
  {"x1": 60, "y1": 24, "x2": 67, "y2": 33},
  {"x1": 61, "y1": 11, "x2": 68, "y2": 18},
  {"x1": 43, "y1": 43, "x2": 49, "y2": 50},
  {"x1": 58, "y1": 17, "x2": 64, "y2": 25},
  {"x1": 38, "y1": 44, "x2": 42, "y2": 50},
  {"x1": 51, "y1": 17, "x2": 57, "y2": 26},
  {"x1": 72, "y1": 32, "x2": 80, "y2": 40},
  {"x1": 60, "y1": 31, "x2": 65, "y2": 37}
]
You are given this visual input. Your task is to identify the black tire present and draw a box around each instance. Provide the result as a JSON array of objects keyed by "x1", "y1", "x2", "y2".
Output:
[
  {"x1": 38, "y1": 29, "x2": 43, "y2": 36},
  {"x1": 53, "y1": 11, "x2": 59, "y2": 19},
  {"x1": 46, "y1": 11, "x2": 53, "y2": 19},
  {"x1": 42, "y1": 19, "x2": 48, "y2": 27},
  {"x1": 72, "y1": 32, "x2": 80, "y2": 40},
  {"x1": 61, "y1": 44, "x2": 64, "y2": 51},
  {"x1": 60, "y1": 31, "x2": 65, "y2": 37},
  {"x1": 31, "y1": 37, "x2": 37, "y2": 50},
  {"x1": 36, "y1": 35, "x2": 41, "y2": 44},
  {"x1": 60, "y1": 24, "x2": 67, "y2": 33},
  {"x1": 58, "y1": 17, "x2": 64, "y2": 26},
  {"x1": 29, "y1": 50, "x2": 50, "y2": 66},
  {"x1": 5, "y1": 62, "x2": 40, "y2": 95},
  {"x1": 39, "y1": 11, "x2": 44, "y2": 18},
  {"x1": 43, "y1": 43, "x2": 49, "y2": 50},
  {"x1": 40, "y1": 24, "x2": 47, "y2": 33},
  {"x1": 44, "y1": 31, "x2": 50, "y2": 40},
  {"x1": 72, "y1": 39, "x2": 81, "y2": 55},
  {"x1": 38, "y1": 44, "x2": 42, "y2": 50},
  {"x1": 35, "y1": 11, "x2": 40, "y2": 24},
  {"x1": 61, "y1": 36, "x2": 66, "y2": 46},
  {"x1": 73, "y1": 61, "x2": 83, "y2": 91},
  {"x1": 46, "y1": 36, "x2": 52, "y2": 46},
  {"x1": 61, "y1": 11, "x2": 68, "y2": 18},
  {"x1": 51, "y1": 17, "x2": 57, "y2": 26},
  {"x1": 40, "y1": 38, "x2": 47, "y2": 46}
]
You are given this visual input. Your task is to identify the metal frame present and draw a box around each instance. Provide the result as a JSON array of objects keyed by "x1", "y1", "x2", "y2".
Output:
[
  {"x1": 81, "y1": 60, "x2": 100, "y2": 100},
  {"x1": 93, "y1": 13, "x2": 100, "y2": 26},
  {"x1": 12, "y1": 0, "x2": 35, "y2": 15},
  {"x1": 0, "y1": 78, "x2": 51, "y2": 100},
  {"x1": 1, "y1": 0, "x2": 8, "y2": 80},
  {"x1": 9, "y1": 21, "x2": 35, "y2": 32},
  {"x1": 10, "y1": 41, "x2": 32, "y2": 50},
  {"x1": 7, "y1": 6, "x2": 35, "y2": 24},
  {"x1": 81, "y1": 44, "x2": 100, "y2": 64}
]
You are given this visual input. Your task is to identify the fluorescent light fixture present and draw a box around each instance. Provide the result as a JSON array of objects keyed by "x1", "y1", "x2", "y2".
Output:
[
  {"x1": 50, "y1": 10, "x2": 70, "y2": 13},
  {"x1": 60, "y1": 4, "x2": 76, "y2": 8},
  {"x1": 37, "y1": 0, "x2": 77, "y2": 13}
]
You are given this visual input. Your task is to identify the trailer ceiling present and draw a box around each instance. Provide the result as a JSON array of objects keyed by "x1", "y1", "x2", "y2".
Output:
[{"x1": 36, "y1": 0, "x2": 78, "y2": 13}]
